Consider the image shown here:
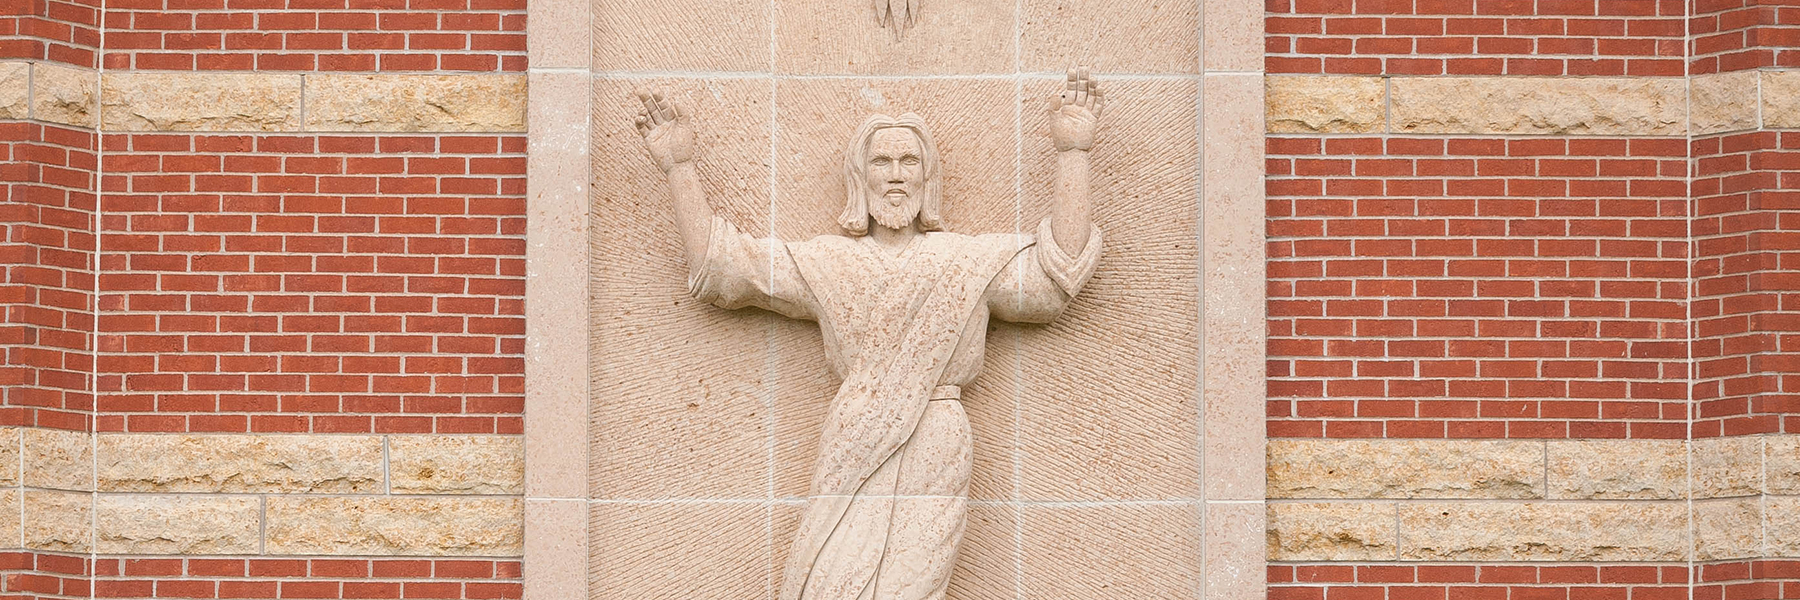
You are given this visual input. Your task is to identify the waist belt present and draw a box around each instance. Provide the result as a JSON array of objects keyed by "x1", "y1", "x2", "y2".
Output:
[{"x1": 928, "y1": 385, "x2": 961, "y2": 402}]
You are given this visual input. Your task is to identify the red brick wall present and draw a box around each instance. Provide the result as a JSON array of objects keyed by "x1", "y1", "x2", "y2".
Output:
[
  {"x1": 0, "y1": 0, "x2": 101, "y2": 66},
  {"x1": 90, "y1": 557, "x2": 522, "y2": 599},
  {"x1": 1689, "y1": 0, "x2": 1800, "y2": 74}
]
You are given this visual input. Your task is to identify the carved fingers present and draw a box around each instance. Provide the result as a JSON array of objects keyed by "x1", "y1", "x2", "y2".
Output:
[
  {"x1": 630, "y1": 86, "x2": 695, "y2": 172},
  {"x1": 1055, "y1": 66, "x2": 1103, "y2": 117},
  {"x1": 1049, "y1": 66, "x2": 1101, "y2": 152},
  {"x1": 633, "y1": 87, "x2": 684, "y2": 135}
]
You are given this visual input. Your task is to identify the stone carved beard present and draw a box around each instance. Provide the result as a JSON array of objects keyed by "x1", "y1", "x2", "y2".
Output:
[{"x1": 869, "y1": 190, "x2": 921, "y2": 231}]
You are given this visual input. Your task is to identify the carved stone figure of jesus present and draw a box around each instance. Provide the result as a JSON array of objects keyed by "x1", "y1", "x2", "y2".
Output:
[{"x1": 631, "y1": 69, "x2": 1107, "y2": 600}]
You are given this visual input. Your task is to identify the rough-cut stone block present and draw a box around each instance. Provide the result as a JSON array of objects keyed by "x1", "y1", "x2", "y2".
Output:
[
  {"x1": 390, "y1": 435, "x2": 523, "y2": 495},
  {"x1": 1764, "y1": 71, "x2": 1800, "y2": 129},
  {"x1": 1205, "y1": 502, "x2": 1266, "y2": 600},
  {"x1": 0, "y1": 428, "x2": 17, "y2": 486},
  {"x1": 1692, "y1": 497, "x2": 1762, "y2": 561},
  {"x1": 1267, "y1": 501, "x2": 1396, "y2": 561},
  {"x1": 96, "y1": 495, "x2": 261, "y2": 555},
  {"x1": 32, "y1": 62, "x2": 95, "y2": 128},
  {"x1": 305, "y1": 74, "x2": 526, "y2": 132},
  {"x1": 0, "y1": 490, "x2": 18, "y2": 548},
  {"x1": 1020, "y1": 504, "x2": 1201, "y2": 599},
  {"x1": 1769, "y1": 496, "x2": 1800, "y2": 558},
  {"x1": 102, "y1": 73, "x2": 301, "y2": 131},
  {"x1": 1693, "y1": 436, "x2": 1762, "y2": 499},
  {"x1": 0, "y1": 63, "x2": 29, "y2": 119},
  {"x1": 1269, "y1": 439, "x2": 1543, "y2": 499},
  {"x1": 1266, "y1": 76, "x2": 1385, "y2": 134},
  {"x1": 593, "y1": 0, "x2": 766, "y2": 71},
  {"x1": 97, "y1": 434, "x2": 383, "y2": 493},
  {"x1": 775, "y1": 0, "x2": 1012, "y2": 74},
  {"x1": 24, "y1": 427, "x2": 91, "y2": 492},
  {"x1": 1398, "y1": 502, "x2": 1685, "y2": 561},
  {"x1": 265, "y1": 497, "x2": 522, "y2": 556},
  {"x1": 1018, "y1": 78, "x2": 1200, "y2": 502},
  {"x1": 24, "y1": 490, "x2": 91, "y2": 552},
  {"x1": 1547, "y1": 439, "x2": 1686, "y2": 500},
  {"x1": 1390, "y1": 77, "x2": 1685, "y2": 135},
  {"x1": 589, "y1": 502, "x2": 769, "y2": 599},
  {"x1": 1690, "y1": 71, "x2": 1759, "y2": 135},
  {"x1": 1021, "y1": 0, "x2": 1198, "y2": 73},
  {"x1": 1771, "y1": 435, "x2": 1800, "y2": 495}
]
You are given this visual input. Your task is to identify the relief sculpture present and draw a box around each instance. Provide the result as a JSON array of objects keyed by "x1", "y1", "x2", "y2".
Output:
[{"x1": 630, "y1": 68, "x2": 1108, "y2": 600}]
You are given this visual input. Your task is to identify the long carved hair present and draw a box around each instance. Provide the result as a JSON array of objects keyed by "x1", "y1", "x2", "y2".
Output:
[{"x1": 839, "y1": 113, "x2": 944, "y2": 236}]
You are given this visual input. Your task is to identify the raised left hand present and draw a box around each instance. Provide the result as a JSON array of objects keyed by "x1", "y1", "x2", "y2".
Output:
[{"x1": 1049, "y1": 67, "x2": 1103, "y2": 152}]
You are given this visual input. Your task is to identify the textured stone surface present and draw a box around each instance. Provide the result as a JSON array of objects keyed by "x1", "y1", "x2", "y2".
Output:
[
  {"x1": 775, "y1": 0, "x2": 1012, "y2": 74},
  {"x1": 1265, "y1": 76, "x2": 1384, "y2": 134},
  {"x1": 1691, "y1": 497, "x2": 1762, "y2": 561},
  {"x1": 0, "y1": 428, "x2": 17, "y2": 486},
  {"x1": 1693, "y1": 436, "x2": 1762, "y2": 499},
  {"x1": 1020, "y1": 504, "x2": 1201, "y2": 599},
  {"x1": 1770, "y1": 435, "x2": 1800, "y2": 495},
  {"x1": 97, "y1": 434, "x2": 383, "y2": 493},
  {"x1": 1764, "y1": 71, "x2": 1800, "y2": 129},
  {"x1": 102, "y1": 73, "x2": 301, "y2": 131},
  {"x1": 1690, "y1": 71, "x2": 1759, "y2": 135},
  {"x1": 265, "y1": 497, "x2": 522, "y2": 556},
  {"x1": 1021, "y1": 0, "x2": 1198, "y2": 73},
  {"x1": 390, "y1": 435, "x2": 524, "y2": 494},
  {"x1": 1398, "y1": 502, "x2": 1686, "y2": 561},
  {"x1": 1203, "y1": 72, "x2": 1266, "y2": 502},
  {"x1": 589, "y1": 502, "x2": 769, "y2": 599},
  {"x1": 525, "y1": 500, "x2": 587, "y2": 600},
  {"x1": 1769, "y1": 496, "x2": 1800, "y2": 558},
  {"x1": 1018, "y1": 78, "x2": 1200, "y2": 501},
  {"x1": 1390, "y1": 77, "x2": 1685, "y2": 135},
  {"x1": 1267, "y1": 502, "x2": 1396, "y2": 561},
  {"x1": 24, "y1": 427, "x2": 91, "y2": 491},
  {"x1": 524, "y1": 70, "x2": 591, "y2": 502},
  {"x1": 23, "y1": 490, "x2": 91, "y2": 552},
  {"x1": 96, "y1": 495, "x2": 261, "y2": 555},
  {"x1": 948, "y1": 505, "x2": 1015, "y2": 600},
  {"x1": 1547, "y1": 439, "x2": 1686, "y2": 500},
  {"x1": 1204, "y1": 0, "x2": 1261, "y2": 71},
  {"x1": 1204, "y1": 502, "x2": 1266, "y2": 600},
  {"x1": 305, "y1": 74, "x2": 527, "y2": 132},
  {"x1": 593, "y1": 0, "x2": 766, "y2": 71},
  {"x1": 32, "y1": 62, "x2": 96, "y2": 128},
  {"x1": 1269, "y1": 439, "x2": 1542, "y2": 499},
  {"x1": 0, "y1": 63, "x2": 28, "y2": 119},
  {"x1": 0, "y1": 490, "x2": 18, "y2": 548}
]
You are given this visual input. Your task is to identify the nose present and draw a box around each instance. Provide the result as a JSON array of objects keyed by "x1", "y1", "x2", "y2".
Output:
[{"x1": 884, "y1": 162, "x2": 903, "y2": 182}]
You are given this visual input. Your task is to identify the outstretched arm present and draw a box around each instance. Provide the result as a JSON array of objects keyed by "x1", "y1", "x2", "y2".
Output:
[
  {"x1": 634, "y1": 87, "x2": 712, "y2": 268},
  {"x1": 1048, "y1": 67, "x2": 1103, "y2": 255}
]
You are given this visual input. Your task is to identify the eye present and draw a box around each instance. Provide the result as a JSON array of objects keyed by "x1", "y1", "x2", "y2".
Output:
[
  {"x1": 871, "y1": 157, "x2": 890, "y2": 166},
  {"x1": 901, "y1": 156, "x2": 920, "y2": 166}
]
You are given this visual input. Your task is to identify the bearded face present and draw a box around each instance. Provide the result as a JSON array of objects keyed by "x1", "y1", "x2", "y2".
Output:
[{"x1": 863, "y1": 127, "x2": 926, "y2": 231}]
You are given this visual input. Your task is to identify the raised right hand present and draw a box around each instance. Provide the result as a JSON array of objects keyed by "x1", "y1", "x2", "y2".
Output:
[{"x1": 633, "y1": 87, "x2": 694, "y2": 173}]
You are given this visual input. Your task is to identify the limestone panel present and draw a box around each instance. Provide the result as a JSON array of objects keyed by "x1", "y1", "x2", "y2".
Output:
[
  {"x1": 1265, "y1": 76, "x2": 1385, "y2": 134},
  {"x1": 590, "y1": 77, "x2": 775, "y2": 500},
  {"x1": 525, "y1": 69, "x2": 592, "y2": 501},
  {"x1": 948, "y1": 504, "x2": 1015, "y2": 600},
  {"x1": 1690, "y1": 71, "x2": 1759, "y2": 135},
  {"x1": 23, "y1": 427, "x2": 91, "y2": 492},
  {"x1": 1771, "y1": 435, "x2": 1800, "y2": 495},
  {"x1": 1398, "y1": 502, "x2": 1686, "y2": 561},
  {"x1": 1204, "y1": 502, "x2": 1266, "y2": 600},
  {"x1": 97, "y1": 434, "x2": 383, "y2": 493},
  {"x1": 1020, "y1": 504, "x2": 1200, "y2": 599},
  {"x1": 1763, "y1": 70, "x2": 1800, "y2": 129},
  {"x1": 1266, "y1": 501, "x2": 1396, "y2": 561},
  {"x1": 389, "y1": 435, "x2": 524, "y2": 495},
  {"x1": 524, "y1": 500, "x2": 587, "y2": 600},
  {"x1": 32, "y1": 62, "x2": 95, "y2": 128},
  {"x1": 0, "y1": 62, "x2": 26, "y2": 118},
  {"x1": 589, "y1": 502, "x2": 769, "y2": 599},
  {"x1": 1692, "y1": 497, "x2": 1762, "y2": 561},
  {"x1": 0, "y1": 428, "x2": 17, "y2": 486},
  {"x1": 305, "y1": 74, "x2": 527, "y2": 132},
  {"x1": 102, "y1": 73, "x2": 301, "y2": 131},
  {"x1": 23, "y1": 490, "x2": 91, "y2": 552},
  {"x1": 1693, "y1": 436, "x2": 1762, "y2": 499},
  {"x1": 528, "y1": 0, "x2": 589, "y2": 69},
  {"x1": 1203, "y1": 72, "x2": 1266, "y2": 502},
  {"x1": 1018, "y1": 78, "x2": 1200, "y2": 502},
  {"x1": 1268, "y1": 439, "x2": 1543, "y2": 499},
  {"x1": 1547, "y1": 439, "x2": 1686, "y2": 500},
  {"x1": 1020, "y1": 0, "x2": 1198, "y2": 73},
  {"x1": 96, "y1": 495, "x2": 261, "y2": 555},
  {"x1": 1204, "y1": 0, "x2": 1261, "y2": 72},
  {"x1": 774, "y1": 0, "x2": 1013, "y2": 74},
  {"x1": 1769, "y1": 496, "x2": 1800, "y2": 557},
  {"x1": 593, "y1": 0, "x2": 767, "y2": 71},
  {"x1": 265, "y1": 497, "x2": 522, "y2": 556},
  {"x1": 0, "y1": 490, "x2": 18, "y2": 548},
  {"x1": 1390, "y1": 77, "x2": 1685, "y2": 136}
]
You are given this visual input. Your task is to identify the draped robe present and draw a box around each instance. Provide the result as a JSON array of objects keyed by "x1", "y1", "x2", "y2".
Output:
[{"x1": 689, "y1": 216, "x2": 1102, "y2": 600}]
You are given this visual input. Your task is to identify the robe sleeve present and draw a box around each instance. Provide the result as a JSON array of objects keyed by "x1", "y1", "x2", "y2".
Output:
[
  {"x1": 687, "y1": 216, "x2": 817, "y2": 320},
  {"x1": 988, "y1": 218, "x2": 1103, "y2": 323}
]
